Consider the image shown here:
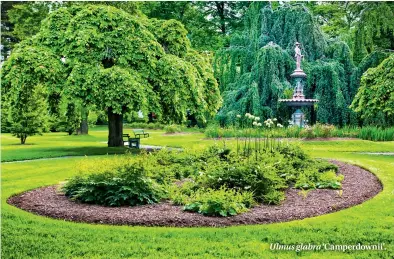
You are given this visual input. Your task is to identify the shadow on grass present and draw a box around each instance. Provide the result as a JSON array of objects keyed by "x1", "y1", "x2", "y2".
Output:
[
  {"x1": 2, "y1": 146, "x2": 140, "y2": 162},
  {"x1": 8, "y1": 143, "x2": 37, "y2": 146}
]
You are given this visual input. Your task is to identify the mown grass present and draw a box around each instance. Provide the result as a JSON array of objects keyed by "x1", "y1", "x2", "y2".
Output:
[{"x1": 1, "y1": 131, "x2": 394, "y2": 258}]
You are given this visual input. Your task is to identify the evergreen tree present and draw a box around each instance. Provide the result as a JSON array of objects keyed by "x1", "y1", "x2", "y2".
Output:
[
  {"x1": 215, "y1": 3, "x2": 354, "y2": 126},
  {"x1": 352, "y1": 2, "x2": 394, "y2": 65}
]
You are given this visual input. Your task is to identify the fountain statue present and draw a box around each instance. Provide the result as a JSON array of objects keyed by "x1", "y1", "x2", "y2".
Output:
[
  {"x1": 295, "y1": 42, "x2": 303, "y2": 71},
  {"x1": 279, "y1": 42, "x2": 318, "y2": 127}
]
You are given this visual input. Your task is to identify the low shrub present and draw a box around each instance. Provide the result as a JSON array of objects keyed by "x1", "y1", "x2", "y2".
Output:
[
  {"x1": 300, "y1": 126, "x2": 315, "y2": 139},
  {"x1": 315, "y1": 171, "x2": 344, "y2": 189},
  {"x1": 294, "y1": 169, "x2": 343, "y2": 190},
  {"x1": 168, "y1": 180, "x2": 198, "y2": 205},
  {"x1": 62, "y1": 142, "x2": 343, "y2": 216},
  {"x1": 204, "y1": 124, "x2": 222, "y2": 138},
  {"x1": 263, "y1": 190, "x2": 286, "y2": 205},
  {"x1": 127, "y1": 122, "x2": 166, "y2": 130},
  {"x1": 197, "y1": 155, "x2": 287, "y2": 202},
  {"x1": 204, "y1": 124, "x2": 394, "y2": 141},
  {"x1": 62, "y1": 158, "x2": 165, "y2": 206},
  {"x1": 183, "y1": 187, "x2": 255, "y2": 217},
  {"x1": 164, "y1": 124, "x2": 183, "y2": 134}
]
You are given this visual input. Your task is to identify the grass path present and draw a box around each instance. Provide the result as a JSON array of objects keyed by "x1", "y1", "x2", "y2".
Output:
[{"x1": 1, "y1": 131, "x2": 394, "y2": 258}]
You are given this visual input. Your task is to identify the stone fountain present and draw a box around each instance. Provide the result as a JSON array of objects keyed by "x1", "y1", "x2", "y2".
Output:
[{"x1": 279, "y1": 42, "x2": 318, "y2": 127}]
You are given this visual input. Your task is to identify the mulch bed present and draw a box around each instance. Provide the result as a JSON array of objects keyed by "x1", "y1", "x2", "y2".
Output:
[{"x1": 8, "y1": 161, "x2": 382, "y2": 227}]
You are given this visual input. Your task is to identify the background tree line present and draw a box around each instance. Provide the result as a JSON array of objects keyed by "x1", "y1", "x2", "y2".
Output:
[{"x1": 1, "y1": 1, "x2": 393, "y2": 144}]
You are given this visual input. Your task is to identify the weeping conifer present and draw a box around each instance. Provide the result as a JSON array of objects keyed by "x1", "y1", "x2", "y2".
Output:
[{"x1": 214, "y1": 3, "x2": 359, "y2": 126}]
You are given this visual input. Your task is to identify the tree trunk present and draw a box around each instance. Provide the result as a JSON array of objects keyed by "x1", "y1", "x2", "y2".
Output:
[
  {"x1": 216, "y1": 2, "x2": 226, "y2": 35},
  {"x1": 80, "y1": 107, "x2": 89, "y2": 135},
  {"x1": 107, "y1": 107, "x2": 124, "y2": 147},
  {"x1": 311, "y1": 105, "x2": 316, "y2": 125},
  {"x1": 20, "y1": 134, "x2": 26, "y2": 144}
]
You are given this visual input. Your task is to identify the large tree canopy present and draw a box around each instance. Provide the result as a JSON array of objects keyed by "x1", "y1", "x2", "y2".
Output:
[
  {"x1": 352, "y1": 2, "x2": 394, "y2": 65},
  {"x1": 214, "y1": 3, "x2": 354, "y2": 126},
  {"x1": 1, "y1": 4, "x2": 221, "y2": 146}
]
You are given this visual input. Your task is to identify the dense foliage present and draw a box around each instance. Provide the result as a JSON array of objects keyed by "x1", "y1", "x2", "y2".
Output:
[
  {"x1": 1, "y1": 45, "x2": 65, "y2": 143},
  {"x1": 351, "y1": 55, "x2": 394, "y2": 125},
  {"x1": 2, "y1": 1, "x2": 393, "y2": 142},
  {"x1": 141, "y1": 1, "x2": 249, "y2": 51},
  {"x1": 214, "y1": 2, "x2": 393, "y2": 128},
  {"x1": 215, "y1": 3, "x2": 348, "y2": 126},
  {"x1": 1, "y1": 4, "x2": 221, "y2": 145},
  {"x1": 205, "y1": 123, "x2": 394, "y2": 142},
  {"x1": 180, "y1": 187, "x2": 255, "y2": 217},
  {"x1": 7, "y1": 84, "x2": 49, "y2": 144},
  {"x1": 62, "y1": 143, "x2": 341, "y2": 217},
  {"x1": 63, "y1": 156, "x2": 164, "y2": 206},
  {"x1": 352, "y1": 2, "x2": 394, "y2": 65}
]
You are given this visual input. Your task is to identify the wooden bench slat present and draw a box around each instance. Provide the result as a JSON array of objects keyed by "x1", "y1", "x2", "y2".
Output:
[{"x1": 132, "y1": 129, "x2": 149, "y2": 138}]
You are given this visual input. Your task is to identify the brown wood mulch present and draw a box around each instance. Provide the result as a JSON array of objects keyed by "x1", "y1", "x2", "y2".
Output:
[{"x1": 7, "y1": 161, "x2": 382, "y2": 227}]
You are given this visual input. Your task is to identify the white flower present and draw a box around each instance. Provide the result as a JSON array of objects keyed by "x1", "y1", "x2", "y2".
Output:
[
  {"x1": 250, "y1": 115, "x2": 255, "y2": 120},
  {"x1": 245, "y1": 113, "x2": 251, "y2": 117},
  {"x1": 254, "y1": 117, "x2": 260, "y2": 121},
  {"x1": 253, "y1": 121, "x2": 258, "y2": 126},
  {"x1": 273, "y1": 118, "x2": 277, "y2": 121},
  {"x1": 236, "y1": 114, "x2": 241, "y2": 118},
  {"x1": 277, "y1": 123, "x2": 283, "y2": 128},
  {"x1": 257, "y1": 123, "x2": 262, "y2": 127}
]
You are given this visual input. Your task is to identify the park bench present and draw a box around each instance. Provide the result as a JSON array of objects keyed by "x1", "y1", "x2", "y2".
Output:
[
  {"x1": 122, "y1": 133, "x2": 140, "y2": 149},
  {"x1": 133, "y1": 129, "x2": 149, "y2": 138}
]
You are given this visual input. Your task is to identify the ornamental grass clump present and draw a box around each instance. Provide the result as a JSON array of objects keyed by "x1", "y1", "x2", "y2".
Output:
[
  {"x1": 358, "y1": 126, "x2": 394, "y2": 141},
  {"x1": 205, "y1": 119, "x2": 393, "y2": 141}
]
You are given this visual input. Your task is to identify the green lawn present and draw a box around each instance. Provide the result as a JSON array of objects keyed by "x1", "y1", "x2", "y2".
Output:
[{"x1": 1, "y1": 130, "x2": 393, "y2": 258}]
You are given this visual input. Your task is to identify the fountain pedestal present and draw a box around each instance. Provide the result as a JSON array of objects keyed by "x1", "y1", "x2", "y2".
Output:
[{"x1": 279, "y1": 42, "x2": 318, "y2": 127}]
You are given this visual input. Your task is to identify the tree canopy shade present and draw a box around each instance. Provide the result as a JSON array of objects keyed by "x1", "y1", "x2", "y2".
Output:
[
  {"x1": 351, "y1": 55, "x2": 394, "y2": 126},
  {"x1": 1, "y1": 4, "x2": 221, "y2": 146}
]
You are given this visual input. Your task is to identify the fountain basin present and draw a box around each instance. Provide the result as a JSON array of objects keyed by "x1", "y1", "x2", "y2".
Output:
[{"x1": 279, "y1": 99, "x2": 319, "y2": 107}]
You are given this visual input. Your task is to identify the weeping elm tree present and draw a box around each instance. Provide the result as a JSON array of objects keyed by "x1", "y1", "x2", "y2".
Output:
[{"x1": 2, "y1": 5, "x2": 222, "y2": 146}]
